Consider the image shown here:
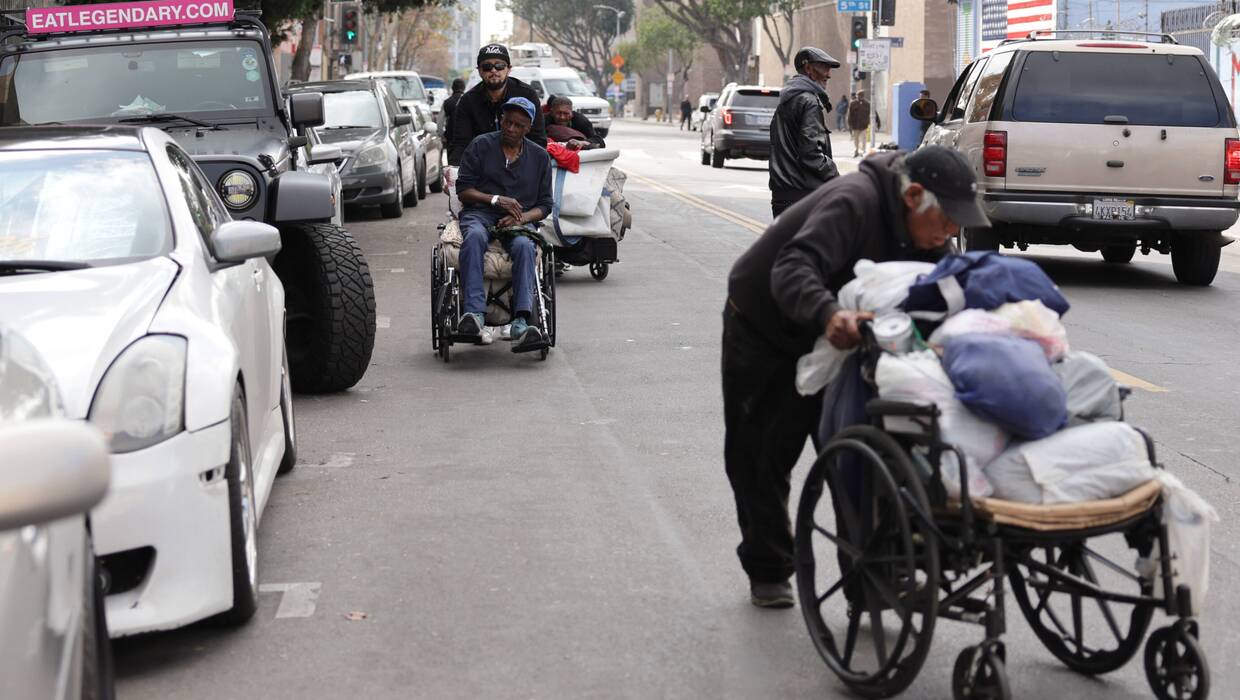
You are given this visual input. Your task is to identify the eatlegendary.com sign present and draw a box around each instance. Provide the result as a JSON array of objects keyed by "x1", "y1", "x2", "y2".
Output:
[{"x1": 26, "y1": 0, "x2": 236, "y2": 35}]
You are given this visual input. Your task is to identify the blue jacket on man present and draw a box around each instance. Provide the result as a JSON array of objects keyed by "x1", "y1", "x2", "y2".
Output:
[{"x1": 456, "y1": 131, "x2": 554, "y2": 217}]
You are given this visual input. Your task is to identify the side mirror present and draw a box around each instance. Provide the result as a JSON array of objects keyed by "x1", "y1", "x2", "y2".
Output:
[
  {"x1": 909, "y1": 97, "x2": 940, "y2": 122},
  {"x1": 700, "y1": 106, "x2": 710, "y2": 113},
  {"x1": 307, "y1": 144, "x2": 344, "y2": 166},
  {"x1": 210, "y1": 220, "x2": 282, "y2": 263},
  {"x1": 290, "y1": 92, "x2": 325, "y2": 128},
  {"x1": 0, "y1": 419, "x2": 110, "y2": 531},
  {"x1": 394, "y1": 113, "x2": 414, "y2": 127}
]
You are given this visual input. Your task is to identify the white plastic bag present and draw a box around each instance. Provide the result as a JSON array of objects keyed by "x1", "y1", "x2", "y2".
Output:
[
  {"x1": 1143, "y1": 473, "x2": 1218, "y2": 614},
  {"x1": 984, "y1": 422, "x2": 1155, "y2": 504},
  {"x1": 927, "y1": 300, "x2": 1068, "y2": 361},
  {"x1": 1055, "y1": 351, "x2": 1122, "y2": 425},
  {"x1": 875, "y1": 350, "x2": 1003, "y2": 498},
  {"x1": 795, "y1": 260, "x2": 935, "y2": 395},
  {"x1": 927, "y1": 309, "x2": 1015, "y2": 346}
]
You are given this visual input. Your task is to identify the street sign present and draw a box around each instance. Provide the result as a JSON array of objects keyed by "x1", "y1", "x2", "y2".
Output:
[
  {"x1": 838, "y1": 0, "x2": 871, "y2": 12},
  {"x1": 621, "y1": 77, "x2": 636, "y2": 91},
  {"x1": 612, "y1": 70, "x2": 625, "y2": 85},
  {"x1": 611, "y1": 54, "x2": 625, "y2": 69},
  {"x1": 857, "y1": 38, "x2": 891, "y2": 72}
]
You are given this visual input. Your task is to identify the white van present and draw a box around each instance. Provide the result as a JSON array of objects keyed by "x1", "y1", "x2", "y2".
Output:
[{"x1": 466, "y1": 44, "x2": 613, "y2": 136}]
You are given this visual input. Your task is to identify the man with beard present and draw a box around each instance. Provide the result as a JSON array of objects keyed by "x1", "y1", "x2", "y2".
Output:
[
  {"x1": 448, "y1": 44, "x2": 547, "y2": 166},
  {"x1": 768, "y1": 47, "x2": 842, "y2": 217}
]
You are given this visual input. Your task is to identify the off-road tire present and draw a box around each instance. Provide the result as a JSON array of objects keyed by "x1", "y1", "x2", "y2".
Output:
[
  {"x1": 383, "y1": 172, "x2": 405, "y2": 217},
  {"x1": 1171, "y1": 233, "x2": 1221, "y2": 286},
  {"x1": 81, "y1": 543, "x2": 115, "y2": 700},
  {"x1": 276, "y1": 223, "x2": 376, "y2": 393}
]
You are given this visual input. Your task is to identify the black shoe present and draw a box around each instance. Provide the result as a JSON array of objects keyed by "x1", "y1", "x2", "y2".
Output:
[
  {"x1": 455, "y1": 312, "x2": 483, "y2": 341},
  {"x1": 511, "y1": 321, "x2": 547, "y2": 353},
  {"x1": 750, "y1": 580, "x2": 795, "y2": 609}
]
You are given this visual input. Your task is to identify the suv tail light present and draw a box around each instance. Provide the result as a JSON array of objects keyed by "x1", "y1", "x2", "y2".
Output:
[
  {"x1": 722, "y1": 109, "x2": 733, "y2": 126},
  {"x1": 983, "y1": 130, "x2": 1007, "y2": 177},
  {"x1": 1225, "y1": 138, "x2": 1240, "y2": 185}
]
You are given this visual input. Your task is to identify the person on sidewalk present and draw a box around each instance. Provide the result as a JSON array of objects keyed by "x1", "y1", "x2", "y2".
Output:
[
  {"x1": 846, "y1": 90, "x2": 871, "y2": 157},
  {"x1": 441, "y1": 78, "x2": 466, "y2": 150},
  {"x1": 835, "y1": 93, "x2": 850, "y2": 132},
  {"x1": 679, "y1": 95, "x2": 693, "y2": 130},
  {"x1": 768, "y1": 46, "x2": 842, "y2": 217},
  {"x1": 448, "y1": 44, "x2": 547, "y2": 166},
  {"x1": 722, "y1": 146, "x2": 989, "y2": 608},
  {"x1": 453, "y1": 97, "x2": 554, "y2": 353}
]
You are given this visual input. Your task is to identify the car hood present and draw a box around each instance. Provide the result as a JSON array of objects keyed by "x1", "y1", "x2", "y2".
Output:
[
  {"x1": 0, "y1": 258, "x2": 179, "y2": 419},
  {"x1": 169, "y1": 122, "x2": 291, "y2": 163},
  {"x1": 316, "y1": 128, "x2": 382, "y2": 152}
]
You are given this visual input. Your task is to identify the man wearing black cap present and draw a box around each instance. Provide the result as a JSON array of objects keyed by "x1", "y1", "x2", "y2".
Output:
[
  {"x1": 721, "y1": 146, "x2": 989, "y2": 608},
  {"x1": 448, "y1": 43, "x2": 547, "y2": 166},
  {"x1": 769, "y1": 46, "x2": 843, "y2": 217}
]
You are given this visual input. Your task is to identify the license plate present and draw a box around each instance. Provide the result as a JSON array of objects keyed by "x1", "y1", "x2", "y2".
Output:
[
  {"x1": 1093, "y1": 198, "x2": 1135, "y2": 221},
  {"x1": 750, "y1": 114, "x2": 772, "y2": 128}
]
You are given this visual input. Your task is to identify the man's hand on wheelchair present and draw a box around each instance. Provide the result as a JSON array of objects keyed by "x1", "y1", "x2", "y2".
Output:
[{"x1": 825, "y1": 310, "x2": 874, "y2": 350}]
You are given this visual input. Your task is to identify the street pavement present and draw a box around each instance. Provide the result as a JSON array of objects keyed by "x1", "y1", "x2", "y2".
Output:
[{"x1": 114, "y1": 118, "x2": 1240, "y2": 698}]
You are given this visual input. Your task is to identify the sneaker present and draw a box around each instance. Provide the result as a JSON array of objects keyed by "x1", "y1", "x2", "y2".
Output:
[
  {"x1": 750, "y1": 580, "x2": 795, "y2": 609},
  {"x1": 456, "y1": 312, "x2": 483, "y2": 340},
  {"x1": 479, "y1": 326, "x2": 495, "y2": 345},
  {"x1": 510, "y1": 318, "x2": 547, "y2": 353},
  {"x1": 500, "y1": 323, "x2": 513, "y2": 341}
]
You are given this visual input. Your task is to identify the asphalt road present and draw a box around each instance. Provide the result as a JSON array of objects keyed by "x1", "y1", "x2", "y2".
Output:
[{"x1": 114, "y1": 119, "x2": 1240, "y2": 699}]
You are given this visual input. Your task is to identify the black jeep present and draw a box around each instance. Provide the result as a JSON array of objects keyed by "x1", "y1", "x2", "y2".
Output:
[{"x1": 0, "y1": 10, "x2": 375, "y2": 392}]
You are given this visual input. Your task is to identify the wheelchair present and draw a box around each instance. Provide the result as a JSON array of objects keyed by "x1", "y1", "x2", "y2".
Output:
[
  {"x1": 430, "y1": 219, "x2": 557, "y2": 362},
  {"x1": 795, "y1": 326, "x2": 1209, "y2": 700}
]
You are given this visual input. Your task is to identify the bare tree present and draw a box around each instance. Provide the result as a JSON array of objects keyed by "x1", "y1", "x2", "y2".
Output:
[
  {"x1": 650, "y1": 0, "x2": 764, "y2": 85},
  {"x1": 503, "y1": 0, "x2": 634, "y2": 97},
  {"x1": 760, "y1": 0, "x2": 802, "y2": 72}
]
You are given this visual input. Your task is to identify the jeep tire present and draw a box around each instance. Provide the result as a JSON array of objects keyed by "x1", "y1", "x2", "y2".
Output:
[
  {"x1": 1171, "y1": 232, "x2": 1221, "y2": 286},
  {"x1": 275, "y1": 223, "x2": 376, "y2": 393}
]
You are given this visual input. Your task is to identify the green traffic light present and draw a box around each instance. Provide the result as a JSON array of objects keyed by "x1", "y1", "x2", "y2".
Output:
[{"x1": 346, "y1": 30, "x2": 356, "y2": 41}]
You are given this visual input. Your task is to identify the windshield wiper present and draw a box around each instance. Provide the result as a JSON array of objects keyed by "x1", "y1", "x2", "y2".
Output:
[
  {"x1": 323, "y1": 125, "x2": 376, "y2": 130},
  {"x1": 119, "y1": 113, "x2": 222, "y2": 130},
  {"x1": 0, "y1": 260, "x2": 93, "y2": 275}
]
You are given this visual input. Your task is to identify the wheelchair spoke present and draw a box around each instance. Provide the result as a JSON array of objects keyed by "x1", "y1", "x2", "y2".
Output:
[
  {"x1": 1082, "y1": 546, "x2": 1142, "y2": 583},
  {"x1": 867, "y1": 597, "x2": 889, "y2": 668},
  {"x1": 1079, "y1": 556, "x2": 1125, "y2": 644},
  {"x1": 863, "y1": 567, "x2": 909, "y2": 622},
  {"x1": 818, "y1": 564, "x2": 865, "y2": 608},
  {"x1": 814, "y1": 523, "x2": 862, "y2": 560},
  {"x1": 842, "y1": 607, "x2": 862, "y2": 667}
]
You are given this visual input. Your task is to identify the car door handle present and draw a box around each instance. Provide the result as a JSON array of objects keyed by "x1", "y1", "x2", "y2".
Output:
[
  {"x1": 252, "y1": 267, "x2": 264, "y2": 291},
  {"x1": 1107, "y1": 160, "x2": 1124, "y2": 168}
]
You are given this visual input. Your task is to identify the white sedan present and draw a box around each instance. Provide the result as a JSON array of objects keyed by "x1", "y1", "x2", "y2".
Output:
[{"x1": 0, "y1": 125, "x2": 296, "y2": 636}]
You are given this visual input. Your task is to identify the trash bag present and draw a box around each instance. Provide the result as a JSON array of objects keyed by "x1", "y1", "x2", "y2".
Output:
[
  {"x1": 1142, "y1": 472, "x2": 1219, "y2": 615},
  {"x1": 993, "y1": 300, "x2": 1069, "y2": 361},
  {"x1": 795, "y1": 260, "x2": 935, "y2": 395},
  {"x1": 983, "y1": 422, "x2": 1155, "y2": 504},
  {"x1": 901, "y1": 251, "x2": 1070, "y2": 321},
  {"x1": 942, "y1": 333, "x2": 1067, "y2": 439},
  {"x1": 875, "y1": 350, "x2": 1002, "y2": 498},
  {"x1": 1055, "y1": 351, "x2": 1122, "y2": 425}
]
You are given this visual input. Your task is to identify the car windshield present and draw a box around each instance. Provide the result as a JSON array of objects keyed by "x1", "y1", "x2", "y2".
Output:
[
  {"x1": 731, "y1": 90, "x2": 779, "y2": 109},
  {"x1": 379, "y1": 76, "x2": 426, "y2": 101},
  {"x1": 0, "y1": 150, "x2": 171, "y2": 264},
  {"x1": 1011, "y1": 52, "x2": 1222, "y2": 127},
  {"x1": 0, "y1": 41, "x2": 273, "y2": 125},
  {"x1": 322, "y1": 90, "x2": 383, "y2": 128},
  {"x1": 543, "y1": 78, "x2": 593, "y2": 97}
]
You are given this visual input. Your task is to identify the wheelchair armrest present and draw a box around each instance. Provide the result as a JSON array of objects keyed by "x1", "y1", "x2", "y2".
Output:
[{"x1": 865, "y1": 399, "x2": 940, "y2": 418}]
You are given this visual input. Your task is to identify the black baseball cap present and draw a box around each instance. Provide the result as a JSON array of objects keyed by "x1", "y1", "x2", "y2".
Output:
[
  {"x1": 905, "y1": 146, "x2": 991, "y2": 229},
  {"x1": 478, "y1": 43, "x2": 510, "y2": 66}
]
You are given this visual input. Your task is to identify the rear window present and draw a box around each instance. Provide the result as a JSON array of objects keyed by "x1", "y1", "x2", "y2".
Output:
[
  {"x1": 730, "y1": 90, "x2": 779, "y2": 108},
  {"x1": 1011, "y1": 51, "x2": 1221, "y2": 127}
]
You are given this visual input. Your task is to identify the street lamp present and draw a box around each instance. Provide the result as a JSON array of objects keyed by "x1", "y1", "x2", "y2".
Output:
[{"x1": 592, "y1": 4, "x2": 625, "y2": 48}]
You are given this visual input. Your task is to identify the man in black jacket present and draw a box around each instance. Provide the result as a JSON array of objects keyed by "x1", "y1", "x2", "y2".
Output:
[
  {"x1": 722, "y1": 146, "x2": 989, "y2": 608},
  {"x1": 441, "y1": 78, "x2": 466, "y2": 147},
  {"x1": 769, "y1": 47, "x2": 841, "y2": 217},
  {"x1": 448, "y1": 44, "x2": 548, "y2": 165}
]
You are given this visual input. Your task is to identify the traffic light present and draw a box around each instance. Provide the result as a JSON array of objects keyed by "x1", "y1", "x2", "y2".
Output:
[
  {"x1": 850, "y1": 16, "x2": 868, "y2": 51},
  {"x1": 341, "y1": 7, "x2": 359, "y2": 45},
  {"x1": 877, "y1": 0, "x2": 896, "y2": 26}
]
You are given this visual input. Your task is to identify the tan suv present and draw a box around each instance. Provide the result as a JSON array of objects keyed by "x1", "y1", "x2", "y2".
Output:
[{"x1": 913, "y1": 31, "x2": 1239, "y2": 285}]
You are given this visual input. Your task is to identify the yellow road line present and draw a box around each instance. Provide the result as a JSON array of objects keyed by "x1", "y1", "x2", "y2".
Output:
[
  {"x1": 626, "y1": 171, "x2": 768, "y2": 235},
  {"x1": 1109, "y1": 368, "x2": 1168, "y2": 393}
]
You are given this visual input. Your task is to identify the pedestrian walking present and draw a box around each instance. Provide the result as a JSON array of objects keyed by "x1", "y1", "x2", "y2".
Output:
[
  {"x1": 722, "y1": 146, "x2": 989, "y2": 608},
  {"x1": 679, "y1": 95, "x2": 693, "y2": 130},
  {"x1": 768, "y1": 46, "x2": 842, "y2": 217},
  {"x1": 835, "y1": 93, "x2": 850, "y2": 132},
  {"x1": 442, "y1": 78, "x2": 466, "y2": 154},
  {"x1": 847, "y1": 90, "x2": 871, "y2": 157}
]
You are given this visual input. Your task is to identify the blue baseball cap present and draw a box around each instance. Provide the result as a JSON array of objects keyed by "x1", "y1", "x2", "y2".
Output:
[{"x1": 501, "y1": 96, "x2": 536, "y2": 124}]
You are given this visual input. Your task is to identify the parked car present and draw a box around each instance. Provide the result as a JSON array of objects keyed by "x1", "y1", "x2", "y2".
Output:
[
  {"x1": 419, "y1": 74, "x2": 450, "y2": 120},
  {"x1": 690, "y1": 92, "x2": 720, "y2": 131},
  {"x1": 291, "y1": 79, "x2": 420, "y2": 217},
  {"x1": 409, "y1": 104, "x2": 444, "y2": 197},
  {"x1": 1, "y1": 327, "x2": 114, "y2": 700},
  {"x1": 700, "y1": 84, "x2": 781, "y2": 168},
  {"x1": 0, "y1": 124, "x2": 297, "y2": 636},
  {"x1": 346, "y1": 70, "x2": 436, "y2": 129},
  {"x1": 913, "y1": 31, "x2": 1240, "y2": 285}
]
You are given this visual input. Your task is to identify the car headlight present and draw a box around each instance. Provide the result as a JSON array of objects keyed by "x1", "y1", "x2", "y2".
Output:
[
  {"x1": 218, "y1": 170, "x2": 258, "y2": 210},
  {"x1": 88, "y1": 335, "x2": 186, "y2": 453},
  {"x1": 353, "y1": 143, "x2": 387, "y2": 168}
]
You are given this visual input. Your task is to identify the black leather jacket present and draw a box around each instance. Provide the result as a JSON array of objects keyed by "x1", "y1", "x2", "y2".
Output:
[{"x1": 768, "y1": 75, "x2": 839, "y2": 193}]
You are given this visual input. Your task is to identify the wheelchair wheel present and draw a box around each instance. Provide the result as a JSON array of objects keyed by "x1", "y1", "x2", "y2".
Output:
[
  {"x1": 545, "y1": 254, "x2": 557, "y2": 348},
  {"x1": 794, "y1": 425, "x2": 939, "y2": 699},
  {"x1": 430, "y1": 245, "x2": 442, "y2": 352},
  {"x1": 1145, "y1": 623, "x2": 1209, "y2": 700},
  {"x1": 952, "y1": 644, "x2": 1011, "y2": 700},
  {"x1": 1008, "y1": 541, "x2": 1155, "y2": 675},
  {"x1": 589, "y1": 262, "x2": 609, "y2": 281}
]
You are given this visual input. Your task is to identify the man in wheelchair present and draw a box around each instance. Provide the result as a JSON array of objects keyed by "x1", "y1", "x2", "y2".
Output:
[{"x1": 453, "y1": 96, "x2": 554, "y2": 352}]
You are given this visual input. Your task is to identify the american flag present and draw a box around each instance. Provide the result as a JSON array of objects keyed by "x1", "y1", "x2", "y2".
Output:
[{"x1": 981, "y1": 0, "x2": 1057, "y2": 52}]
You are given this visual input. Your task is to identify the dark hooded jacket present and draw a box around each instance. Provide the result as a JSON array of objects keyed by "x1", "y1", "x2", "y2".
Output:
[
  {"x1": 448, "y1": 76, "x2": 547, "y2": 165},
  {"x1": 768, "y1": 74, "x2": 838, "y2": 193},
  {"x1": 729, "y1": 152, "x2": 949, "y2": 355}
]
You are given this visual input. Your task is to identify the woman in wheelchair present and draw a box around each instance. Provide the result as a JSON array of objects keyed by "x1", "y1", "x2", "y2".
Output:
[{"x1": 454, "y1": 96, "x2": 554, "y2": 352}]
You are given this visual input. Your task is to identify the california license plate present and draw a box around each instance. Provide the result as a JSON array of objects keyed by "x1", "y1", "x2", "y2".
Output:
[
  {"x1": 1093, "y1": 198, "x2": 1135, "y2": 221},
  {"x1": 750, "y1": 114, "x2": 772, "y2": 128}
]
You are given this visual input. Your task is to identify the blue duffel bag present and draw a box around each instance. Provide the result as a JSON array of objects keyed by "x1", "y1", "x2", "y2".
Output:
[
  {"x1": 942, "y1": 333, "x2": 1068, "y2": 440},
  {"x1": 901, "y1": 251, "x2": 1070, "y2": 319}
]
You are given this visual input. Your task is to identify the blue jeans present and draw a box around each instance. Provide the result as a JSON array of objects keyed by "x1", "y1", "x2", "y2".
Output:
[{"x1": 458, "y1": 209, "x2": 537, "y2": 318}]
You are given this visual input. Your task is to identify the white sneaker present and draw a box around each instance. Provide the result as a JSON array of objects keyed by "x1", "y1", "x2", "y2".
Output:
[
  {"x1": 480, "y1": 326, "x2": 495, "y2": 345},
  {"x1": 500, "y1": 323, "x2": 513, "y2": 341}
]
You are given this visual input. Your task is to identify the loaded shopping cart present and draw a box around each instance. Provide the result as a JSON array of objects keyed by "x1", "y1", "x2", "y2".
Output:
[
  {"x1": 542, "y1": 148, "x2": 630, "y2": 282},
  {"x1": 795, "y1": 322, "x2": 1210, "y2": 700}
]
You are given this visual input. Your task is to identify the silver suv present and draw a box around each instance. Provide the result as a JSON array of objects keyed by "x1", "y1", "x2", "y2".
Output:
[{"x1": 913, "y1": 31, "x2": 1239, "y2": 285}]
